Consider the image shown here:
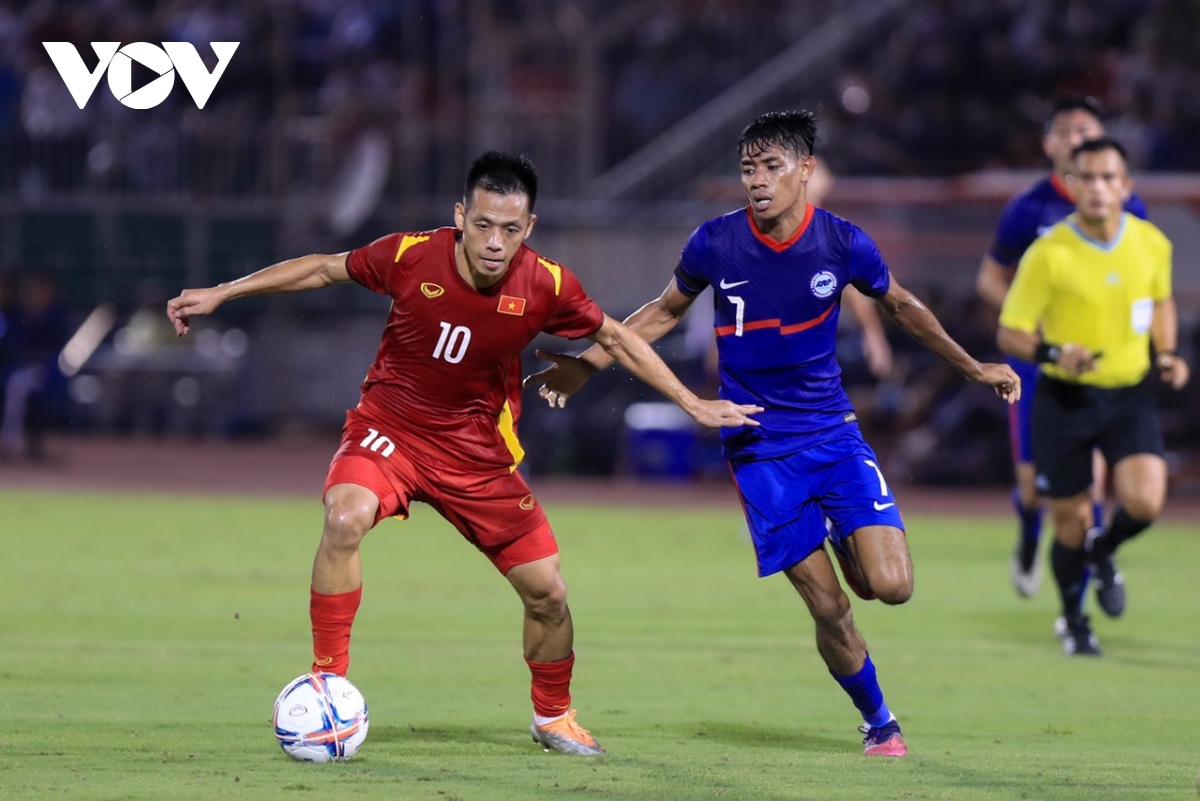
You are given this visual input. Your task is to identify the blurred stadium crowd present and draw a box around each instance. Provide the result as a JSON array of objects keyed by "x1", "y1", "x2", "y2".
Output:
[
  {"x1": 821, "y1": 0, "x2": 1200, "y2": 175},
  {"x1": 0, "y1": 0, "x2": 1197, "y2": 489},
  {"x1": 0, "y1": 0, "x2": 1198, "y2": 198}
]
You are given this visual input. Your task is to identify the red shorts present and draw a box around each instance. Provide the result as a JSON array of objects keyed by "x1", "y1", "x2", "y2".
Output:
[{"x1": 323, "y1": 408, "x2": 556, "y2": 574}]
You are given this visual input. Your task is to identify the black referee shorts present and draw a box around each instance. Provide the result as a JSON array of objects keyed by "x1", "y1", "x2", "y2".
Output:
[{"x1": 1030, "y1": 374, "x2": 1164, "y2": 499}]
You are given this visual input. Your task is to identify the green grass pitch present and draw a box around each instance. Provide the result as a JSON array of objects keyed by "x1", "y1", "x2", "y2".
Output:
[{"x1": 1, "y1": 488, "x2": 1197, "y2": 800}]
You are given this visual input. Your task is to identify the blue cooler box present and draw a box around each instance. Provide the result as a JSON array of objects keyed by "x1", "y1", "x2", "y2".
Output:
[{"x1": 623, "y1": 402, "x2": 697, "y2": 479}]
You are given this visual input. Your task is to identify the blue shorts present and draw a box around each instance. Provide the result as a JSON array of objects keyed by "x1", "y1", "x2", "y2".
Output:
[
  {"x1": 730, "y1": 427, "x2": 905, "y2": 577},
  {"x1": 1007, "y1": 356, "x2": 1038, "y2": 464}
]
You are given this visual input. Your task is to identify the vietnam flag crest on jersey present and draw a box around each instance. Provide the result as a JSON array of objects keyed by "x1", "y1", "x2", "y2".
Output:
[{"x1": 498, "y1": 295, "x2": 527, "y2": 316}]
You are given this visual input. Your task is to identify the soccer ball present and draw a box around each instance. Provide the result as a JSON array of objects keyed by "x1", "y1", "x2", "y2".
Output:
[{"x1": 272, "y1": 672, "x2": 369, "y2": 762}]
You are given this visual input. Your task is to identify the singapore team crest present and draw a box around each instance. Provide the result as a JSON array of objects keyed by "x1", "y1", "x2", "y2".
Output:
[{"x1": 810, "y1": 271, "x2": 837, "y2": 299}]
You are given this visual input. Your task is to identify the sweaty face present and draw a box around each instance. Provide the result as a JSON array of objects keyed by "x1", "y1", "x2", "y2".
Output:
[
  {"x1": 1068, "y1": 149, "x2": 1131, "y2": 226},
  {"x1": 1043, "y1": 109, "x2": 1105, "y2": 175},
  {"x1": 740, "y1": 144, "x2": 813, "y2": 230},
  {"x1": 454, "y1": 189, "x2": 536, "y2": 288}
]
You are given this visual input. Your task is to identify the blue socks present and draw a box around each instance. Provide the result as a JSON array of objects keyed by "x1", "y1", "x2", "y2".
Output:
[{"x1": 831, "y1": 654, "x2": 892, "y2": 728}]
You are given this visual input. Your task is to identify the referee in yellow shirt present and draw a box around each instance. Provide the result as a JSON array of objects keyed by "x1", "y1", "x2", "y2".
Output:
[{"x1": 998, "y1": 137, "x2": 1189, "y2": 657}]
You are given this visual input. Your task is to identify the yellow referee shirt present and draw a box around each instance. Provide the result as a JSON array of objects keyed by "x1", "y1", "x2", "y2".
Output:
[{"x1": 1000, "y1": 213, "x2": 1172, "y2": 387}]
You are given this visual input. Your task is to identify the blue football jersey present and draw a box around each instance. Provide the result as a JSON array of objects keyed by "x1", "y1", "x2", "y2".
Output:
[
  {"x1": 675, "y1": 204, "x2": 891, "y2": 461},
  {"x1": 989, "y1": 175, "x2": 1148, "y2": 268}
]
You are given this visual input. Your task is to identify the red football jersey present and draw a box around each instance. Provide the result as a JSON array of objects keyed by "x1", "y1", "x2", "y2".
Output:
[{"x1": 345, "y1": 227, "x2": 603, "y2": 471}]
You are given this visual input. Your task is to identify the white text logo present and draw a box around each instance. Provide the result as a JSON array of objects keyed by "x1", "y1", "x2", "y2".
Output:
[{"x1": 42, "y1": 42, "x2": 239, "y2": 110}]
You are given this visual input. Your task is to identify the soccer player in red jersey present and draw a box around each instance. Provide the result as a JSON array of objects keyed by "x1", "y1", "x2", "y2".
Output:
[{"x1": 166, "y1": 151, "x2": 762, "y2": 756}]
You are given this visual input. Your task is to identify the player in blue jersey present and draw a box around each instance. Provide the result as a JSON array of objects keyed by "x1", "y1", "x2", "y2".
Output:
[
  {"x1": 525, "y1": 110, "x2": 1020, "y2": 757},
  {"x1": 975, "y1": 96, "x2": 1149, "y2": 599}
]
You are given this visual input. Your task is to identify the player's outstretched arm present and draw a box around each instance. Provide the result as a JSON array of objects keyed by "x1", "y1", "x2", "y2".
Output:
[
  {"x1": 880, "y1": 275, "x2": 1020, "y2": 403},
  {"x1": 523, "y1": 278, "x2": 695, "y2": 406},
  {"x1": 587, "y1": 314, "x2": 761, "y2": 428},
  {"x1": 167, "y1": 253, "x2": 351, "y2": 336}
]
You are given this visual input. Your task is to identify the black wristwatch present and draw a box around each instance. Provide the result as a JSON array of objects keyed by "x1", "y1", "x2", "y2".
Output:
[{"x1": 1034, "y1": 343, "x2": 1061, "y2": 364}]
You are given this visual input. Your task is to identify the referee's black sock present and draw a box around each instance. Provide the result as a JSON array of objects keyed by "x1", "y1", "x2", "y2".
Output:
[
  {"x1": 1051, "y1": 540, "x2": 1087, "y2": 617},
  {"x1": 1091, "y1": 506, "x2": 1152, "y2": 559}
]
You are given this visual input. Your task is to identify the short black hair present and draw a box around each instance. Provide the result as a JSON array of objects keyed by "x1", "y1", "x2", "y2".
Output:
[
  {"x1": 1046, "y1": 94, "x2": 1105, "y2": 131},
  {"x1": 1070, "y1": 136, "x2": 1128, "y2": 164},
  {"x1": 464, "y1": 150, "x2": 538, "y2": 211},
  {"x1": 738, "y1": 110, "x2": 816, "y2": 160}
]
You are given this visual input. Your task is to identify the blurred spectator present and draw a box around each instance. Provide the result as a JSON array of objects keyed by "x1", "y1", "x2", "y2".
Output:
[
  {"x1": 1, "y1": 270, "x2": 69, "y2": 460},
  {"x1": 0, "y1": 270, "x2": 18, "y2": 386},
  {"x1": 0, "y1": 0, "x2": 1196, "y2": 199},
  {"x1": 814, "y1": 0, "x2": 1200, "y2": 176}
]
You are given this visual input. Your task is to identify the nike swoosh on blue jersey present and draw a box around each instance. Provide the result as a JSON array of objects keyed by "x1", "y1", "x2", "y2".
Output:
[{"x1": 719, "y1": 279, "x2": 749, "y2": 289}]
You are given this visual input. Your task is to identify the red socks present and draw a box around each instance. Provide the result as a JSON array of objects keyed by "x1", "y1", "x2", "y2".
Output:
[
  {"x1": 312, "y1": 585, "x2": 574, "y2": 712},
  {"x1": 310, "y1": 585, "x2": 362, "y2": 676},
  {"x1": 526, "y1": 651, "x2": 574, "y2": 718}
]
